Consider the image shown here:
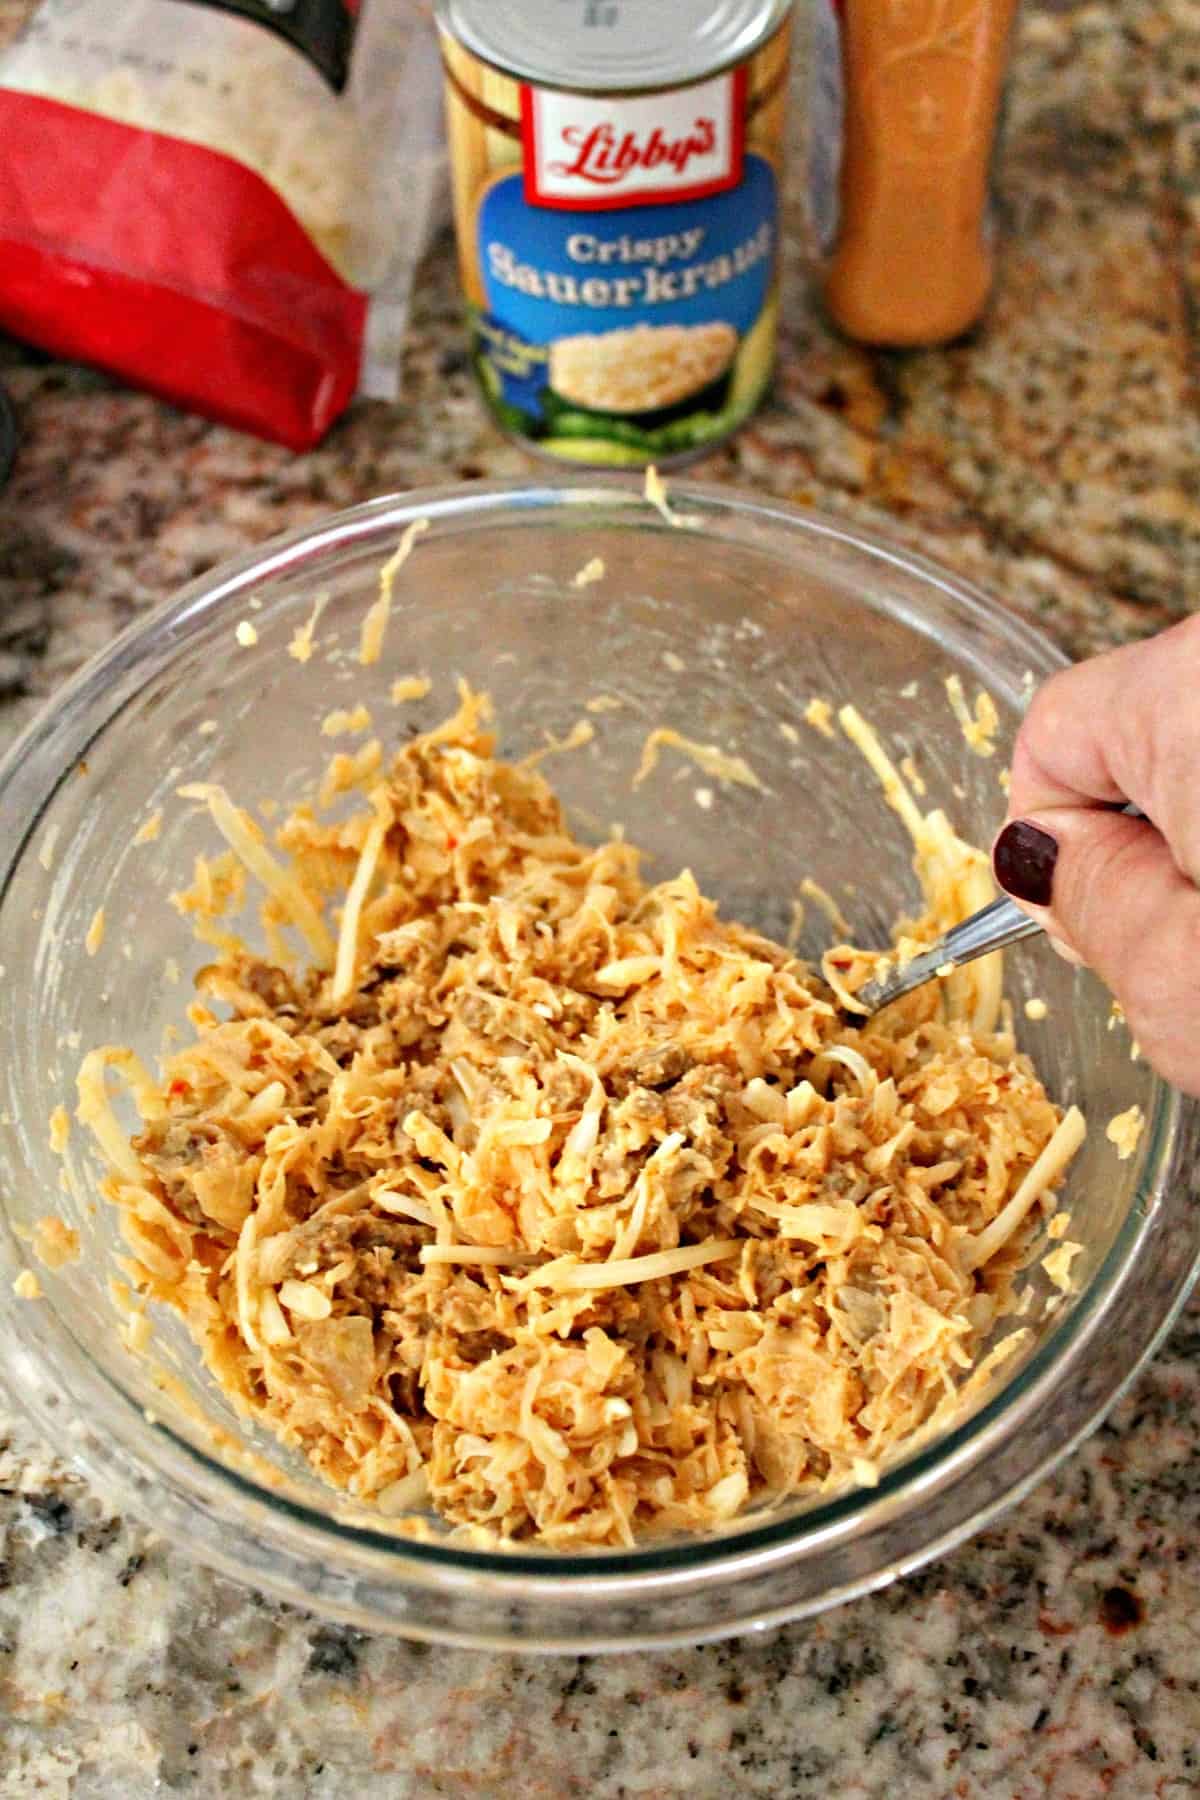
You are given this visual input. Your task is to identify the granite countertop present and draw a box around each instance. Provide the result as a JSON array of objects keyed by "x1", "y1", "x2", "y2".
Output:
[{"x1": 1, "y1": 1, "x2": 1199, "y2": 1795}]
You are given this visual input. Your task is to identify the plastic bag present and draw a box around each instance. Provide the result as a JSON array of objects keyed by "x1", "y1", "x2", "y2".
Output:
[{"x1": 0, "y1": 1, "x2": 446, "y2": 447}]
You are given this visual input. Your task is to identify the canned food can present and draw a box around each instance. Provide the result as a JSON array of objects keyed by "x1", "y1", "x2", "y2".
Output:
[{"x1": 435, "y1": 0, "x2": 793, "y2": 468}]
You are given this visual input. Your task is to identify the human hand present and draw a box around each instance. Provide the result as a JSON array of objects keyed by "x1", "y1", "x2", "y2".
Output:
[{"x1": 992, "y1": 614, "x2": 1200, "y2": 1098}]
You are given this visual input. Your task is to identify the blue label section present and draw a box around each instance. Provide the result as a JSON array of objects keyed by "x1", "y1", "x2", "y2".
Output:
[
  {"x1": 474, "y1": 154, "x2": 777, "y2": 426},
  {"x1": 481, "y1": 155, "x2": 775, "y2": 343},
  {"x1": 475, "y1": 313, "x2": 550, "y2": 416}
]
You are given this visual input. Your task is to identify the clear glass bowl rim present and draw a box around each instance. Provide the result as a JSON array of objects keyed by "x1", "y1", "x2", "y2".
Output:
[{"x1": 0, "y1": 475, "x2": 1195, "y2": 1649}]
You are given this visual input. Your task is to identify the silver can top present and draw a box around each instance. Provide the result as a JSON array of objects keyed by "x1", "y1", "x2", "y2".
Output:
[{"x1": 434, "y1": 0, "x2": 792, "y2": 92}]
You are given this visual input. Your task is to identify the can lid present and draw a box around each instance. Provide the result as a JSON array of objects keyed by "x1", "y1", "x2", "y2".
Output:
[{"x1": 435, "y1": 0, "x2": 791, "y2": 92}]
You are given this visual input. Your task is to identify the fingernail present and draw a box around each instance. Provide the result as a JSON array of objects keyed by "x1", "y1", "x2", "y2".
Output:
[{"x1": 993, "y1": 820, "x2": 1058, "y2": 907}]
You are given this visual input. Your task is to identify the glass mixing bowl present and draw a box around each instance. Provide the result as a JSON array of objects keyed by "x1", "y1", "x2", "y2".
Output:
[{"x1": 0, "y1": 480, "x2": 1195, "y2": 1651}]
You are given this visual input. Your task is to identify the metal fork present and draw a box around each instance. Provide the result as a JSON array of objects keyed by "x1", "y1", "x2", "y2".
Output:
[
  {"x1": 853, "y1": 804, "x2": 1144, "y2": 1017},
  {"x1": 852, "y1": 896, "x2": 1043, "y2": 1018}
]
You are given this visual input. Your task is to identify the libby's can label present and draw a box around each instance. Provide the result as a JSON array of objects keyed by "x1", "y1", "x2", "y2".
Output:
[{"x1": 436, "y1": 3, "x2": 791, "y2": 467}]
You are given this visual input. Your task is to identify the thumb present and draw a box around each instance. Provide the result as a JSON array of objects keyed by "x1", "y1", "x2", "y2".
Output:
[{"x1": 992, "y1": 808, "x2": 1200, "y2": 1098}]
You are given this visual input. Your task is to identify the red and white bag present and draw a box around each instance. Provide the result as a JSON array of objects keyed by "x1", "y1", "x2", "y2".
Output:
[{"x1": 0, "y1": 1, "x2": 446, "y2": 447}]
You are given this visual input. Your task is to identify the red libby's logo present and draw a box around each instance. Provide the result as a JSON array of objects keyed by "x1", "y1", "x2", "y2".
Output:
[
  {"x1": 521, "y1": 73, "x2": 745, "y2": 210},
  {"x1": 550, "y1": 116, "x2": 718, "y2": 186}
]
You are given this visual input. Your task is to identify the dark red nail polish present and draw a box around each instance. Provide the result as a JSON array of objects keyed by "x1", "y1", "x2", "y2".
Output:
[{"x1": 994, "y1": 821, "x2": 1058, "y2": 907}]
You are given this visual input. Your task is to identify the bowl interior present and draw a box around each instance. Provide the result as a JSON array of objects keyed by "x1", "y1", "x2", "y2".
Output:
[{"x1": 0, "y1": 485, "x2": 1168, "y2": 1574}]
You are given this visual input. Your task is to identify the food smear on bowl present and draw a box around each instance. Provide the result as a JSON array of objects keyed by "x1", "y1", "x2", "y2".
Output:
[{"x1": 75, "y1": 687, "x2": 1084, "y2": 1547}]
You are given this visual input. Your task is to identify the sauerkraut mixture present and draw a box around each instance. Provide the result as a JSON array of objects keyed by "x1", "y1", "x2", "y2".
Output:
[{"x1": 79, "y1": 686, "x2": 1083, "y2": 1547}]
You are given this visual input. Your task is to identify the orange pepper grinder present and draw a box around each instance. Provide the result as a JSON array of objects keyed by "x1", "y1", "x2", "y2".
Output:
[{"x1": 823, "y1": 0, "x2": 1020, "y2": 347}]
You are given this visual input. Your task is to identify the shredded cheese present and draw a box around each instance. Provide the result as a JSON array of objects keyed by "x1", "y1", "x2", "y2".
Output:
[
  {"x1": 634, "y1": 728, "x2": 762, "y2": 792},
  {"x1": 838, "y1": 705, "x2": 927, "y2": 842},
  {"x1": 49, "y1": 1104, "x2": 71, "y2": 1154},
  {"x1": 235, "y1": 621, "x2": 258, "y2": 648},
  {"x1": 321, "y1": 704, "x2": 372, "y2": 738},
  {"x1": 33, "y1": 1215, "x2": 80, "y2": 1269},
  {"x1": 288, "y1": 595, "x2": 328, "y2": 664},
  {"x1": 359, "y1": 518, "x2": 430, "y2": 666},
  {"x1": 523, "y1": 720, "x2": 595, "y2": 767},
  {"x1": 331, "y1": 797, "x2": 391, "y2": 1004},
  {"x1": 801, "y1": 878, "x2": 850, "y2": 939},
  {"x1": 1042, "y1": 1240, "x2": 1083, "y2": 1292},
  {"x1": 643, "y1": 465, "x2": 700, "y2": 530},
  {"x1": 419, "y1": 1245, "x2": 536, "y2": 1267},
  {"x1": 963, "y1": 1106, "x2": 1087, "y2": 1271},
  {"x1": 944, "y1": 675, "x2": 1000, "y2": 757},
  {"x1": 76, "y1": 1046, "x2": 165, "y2": 1186},
  {"x1": 177, "y1": 782, "x2": 335, "y2": 966},
  {"x1": 840, "y1": 702, "x2": 1001, "y2": 1034},
  {"x1": 85, "y1": 907, "x2": 106, "y2": 957},
  {"x1": 516, "y1": 1241, "x2": 741, "y2": 1292},
  {"x1": 803, "y1": 697, "x2": 836, "y2": 739},
  {"x1": 899, "y1": 754, "x2": 927, "y2": 797},
  {"x1": 121, "y1": 1310, "x2": 154, "y2": 1354},
  {"x1": 279, "y1": 1278, "x2": 333, "y2": 1321},
  {"x1": 572, "y1": 557, "x2": 606, "y2": 590},
  {"x1": 1106, "y1": 1104, "x2": 1145, "y2": 1161}
]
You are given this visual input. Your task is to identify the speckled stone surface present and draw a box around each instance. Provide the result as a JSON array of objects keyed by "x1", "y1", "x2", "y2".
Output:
[{"x1": 1, "y1": 1, "x2": 1198, "y2": 1794}]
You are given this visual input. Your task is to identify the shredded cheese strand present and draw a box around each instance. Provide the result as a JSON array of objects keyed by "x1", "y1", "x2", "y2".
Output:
[
  {"x1": 331, "y1": 797, "x2": 391, "y2": 1004},
  {"x1": 288, "y1": 593, "x2": 328, "y2": 664},
  {"x1": 234, "y1": 1209, "x2": 264, "y2": 1356},
  {"x1": 963, "y1": 1106, "x2": 1087, "y2": 1271},
  {"x1": 177, "y1": 783, "x2": 335, "y2": 966},
  {"x1": 838, "y1": 705, "x2": 927, "y2": 842},
  {"x1": 359, "y1": 518, "x2": 430, "y2": 666},
  {"x1": 516, "y1": 1240, "x2": 740, "y2": 1292},
  {"x1": 839, "y1": 703, "x2": 1002, "y2": 1034},
  {"x1": 643, "y1": 465, "x2": 700, "y2": 530},
  {"x1": 803, "y1": 877, "x2": 851, "y2": 939},
  {"x1": 634, "y1": 728, "x2": 762, "y2": 792},
  {"x1": 76, "y1": 1048, "x2": 165, "y2": 1185}
]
